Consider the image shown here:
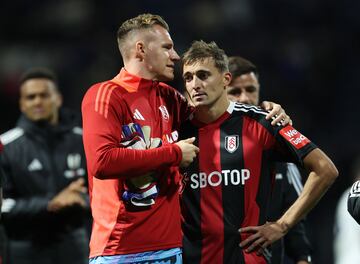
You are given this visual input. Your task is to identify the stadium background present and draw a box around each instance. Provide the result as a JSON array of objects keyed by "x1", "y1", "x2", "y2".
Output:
[{"x1": 0, "y1": 0, "x2": 359, "y2": 263}]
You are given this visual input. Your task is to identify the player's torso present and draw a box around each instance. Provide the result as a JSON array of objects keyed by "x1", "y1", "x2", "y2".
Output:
[
  {"x1": 2, "y1": 128, "x2": 86, "y2": 196},
  {"x1": 180, "y1": 112, "x2": 272, "y2": 264},
  {"x1": 119, "y1": 85, "x2": 179, "y2": 143}
]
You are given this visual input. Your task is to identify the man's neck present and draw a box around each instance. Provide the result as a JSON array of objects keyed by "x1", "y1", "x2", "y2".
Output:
[
  {"x1": 124, "y1": 60, "x2": 155, "y2": 81},
  {"x1": 194, "y1": 96, "x2": 230, "y2": 124}
]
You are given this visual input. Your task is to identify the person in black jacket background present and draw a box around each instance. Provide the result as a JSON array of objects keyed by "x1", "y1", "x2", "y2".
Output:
[
  {"x1": 0, "y1": 68, "x2": 89, "y2": 264},
  {"x1": 227, "y1": 56, "x2": 312, "y2": 264}
]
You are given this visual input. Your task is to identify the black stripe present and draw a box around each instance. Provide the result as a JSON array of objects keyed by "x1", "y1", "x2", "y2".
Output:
[
  {"x1": 180, "y1": 121, "x2": 202, "y2": 264},
  {"x1": 256, "y1": 150, "x2": 273, "y2": 225},
  {"x1": 220, "y1": 116, "x2": 246, "y2": 264}
]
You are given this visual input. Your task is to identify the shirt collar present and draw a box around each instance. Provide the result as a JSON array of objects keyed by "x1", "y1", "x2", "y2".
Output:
[{"x1": 111, "y1": 68, "x2": 156, "y2": 92}]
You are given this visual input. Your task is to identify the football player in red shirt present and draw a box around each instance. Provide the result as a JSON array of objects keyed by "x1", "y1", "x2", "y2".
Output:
[{"x1": 180, "y1": 40, "x2": 338, "y2": 264}]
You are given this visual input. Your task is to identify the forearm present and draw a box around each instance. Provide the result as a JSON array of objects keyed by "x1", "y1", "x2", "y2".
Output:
[
  {"x1": 2, "y1": 196, "x2": 51, "y2": 221},
  {"x1": 278, "y1": 149, "x2": 338, "y2": 230},
  {"x1": 91, "y1": 143, "x2": 182, "y2": 179}
]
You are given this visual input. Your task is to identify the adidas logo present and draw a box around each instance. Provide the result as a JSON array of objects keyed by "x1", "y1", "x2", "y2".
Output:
[
  {"x1": 133, "y1": 109, "x2": 145, "y2": 120},
  {"x1": 28, "y1": 159, "x2": 43, "y2": 171}
]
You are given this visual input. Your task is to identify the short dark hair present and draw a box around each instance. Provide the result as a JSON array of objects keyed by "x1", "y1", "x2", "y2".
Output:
[
  {"x1": 228, "y1": 56, "x2": 259, "y2": 79},
  {"x1": 117, "y1": 13, "x2": 169, "y2": 56},
  {"x1": 19, "y1": 67, "x2": 58, "y2": 89},
  {"x1": 182, "y1": 40, "x2": 229, "y2": 73}
]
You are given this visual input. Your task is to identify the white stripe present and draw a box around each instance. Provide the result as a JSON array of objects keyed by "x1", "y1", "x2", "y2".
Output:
[
  {"x1": 233, "y1": 103, "x2": 282, "y2": 126},
  {"x1": 233, "y1": 103, "x2": 268, "y2": 116},
  {"x1": 233, "y1": 106, "x2": 268, "y2": 117},
  {"x1": 0, "y1": 128, "x2": 24, "y2": 145},
  {"x1": 72, "y1": 127, "x2": 83, "y2": 135},
  {"x1": 227, "y1": 101, "x2": 235, "y2": 114},
  {"x1": 135, "y1": 109, "x2": 145, "y2": 120},
  {"x1": 286, "y1": 163, "x2": 303, "y2": 195}
]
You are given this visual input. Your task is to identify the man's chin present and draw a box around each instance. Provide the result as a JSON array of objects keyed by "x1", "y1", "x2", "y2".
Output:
[
  {"x1": 157, "y1": 73, "x2": 174, "y2": 82},
  {"x1": 28, "y1": 115, "x2": 51, "y2": 123}
]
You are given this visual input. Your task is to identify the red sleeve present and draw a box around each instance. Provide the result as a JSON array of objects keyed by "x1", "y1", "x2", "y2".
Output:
[{"x1": 81, "y1": 83, "x2": 182, "y2": 180}]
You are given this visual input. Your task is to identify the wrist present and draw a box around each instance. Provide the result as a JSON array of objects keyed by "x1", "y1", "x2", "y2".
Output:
[{"x1": 276, "y1": 219, "x2": 291, "y2": 234}]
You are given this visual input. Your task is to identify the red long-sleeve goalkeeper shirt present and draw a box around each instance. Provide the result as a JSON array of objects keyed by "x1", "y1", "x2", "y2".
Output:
[{"x1": 82, "y1": 68, "x2": 191, "y2": 257}]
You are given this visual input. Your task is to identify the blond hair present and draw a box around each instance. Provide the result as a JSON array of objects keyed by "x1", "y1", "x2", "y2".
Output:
[{"x1": 117, "y1": 13, "x2": 169, "y2": 57}]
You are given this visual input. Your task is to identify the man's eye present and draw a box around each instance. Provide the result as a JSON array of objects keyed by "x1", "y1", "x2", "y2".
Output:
[
  {"x1": 197, "y1": 72, "x2": 209, "y2": 80},
  {"x1": 26, "y1": 95, "x2": 36, "y2": 100},
  {"x1": 183, "y1": 75, "x2": 193, "y2": 82},
  {"x1": 246, "y1": 86, "x2": 256, "y2": 93}
]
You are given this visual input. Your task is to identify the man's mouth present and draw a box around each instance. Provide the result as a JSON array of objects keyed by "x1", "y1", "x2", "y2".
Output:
[{"x1": 192, "y1": 92, "x2": 206, "y2": 100}]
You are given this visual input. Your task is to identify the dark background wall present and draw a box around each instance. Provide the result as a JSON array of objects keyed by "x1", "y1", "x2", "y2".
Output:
[{"x1": 1, "y1": 1, "x2": 359, "y2": 263}]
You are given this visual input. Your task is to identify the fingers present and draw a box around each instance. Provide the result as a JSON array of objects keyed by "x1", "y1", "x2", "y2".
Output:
[
  {"x1": 260, "y1": 101, "x2": 271, "y2": 111},
  {"x1": 262, "y1": 101, "x2": 293, "y2": 126},
  {"x1": 68, "y1": 178, "x2": 87, "y2": 193}
]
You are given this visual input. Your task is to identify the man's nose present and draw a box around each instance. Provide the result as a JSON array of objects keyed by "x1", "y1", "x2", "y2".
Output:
[
  {"x1": 238, "y1": 93, "x2": 251, "y2": 104},
  {"x1": 191, "y1": 76, "x2": 202, "y2": 90},
  {"x1": 171, "y1": 49, "x2": 180, "y2": 61}
]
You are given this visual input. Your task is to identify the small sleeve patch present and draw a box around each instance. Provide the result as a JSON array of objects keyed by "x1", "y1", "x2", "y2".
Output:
[{"x1": 279, "y1": 126, "x2": 310, "y2": 149}]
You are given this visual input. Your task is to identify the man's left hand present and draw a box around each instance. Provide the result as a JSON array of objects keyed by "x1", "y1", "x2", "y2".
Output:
[{"x1": 239, "y1": 221, "x2": 289, "y2": 256}]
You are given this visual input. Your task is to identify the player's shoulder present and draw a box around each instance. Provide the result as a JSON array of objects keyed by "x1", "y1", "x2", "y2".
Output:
[
  {"x1": 82, "y1": 80, "x2": 124, "y2": 109},
  {"x1": 0, "y1": 127, "x2": 25, "y2": 146},
  {"x1": 232, "y1": 102, "x2": 268, "y2": 118},
  {"x1": 231, "y1": 102, "x2": 275, "y2": 127},
  {"x1": 83, "y1": 80, "x2": 118, "y2": 99}
]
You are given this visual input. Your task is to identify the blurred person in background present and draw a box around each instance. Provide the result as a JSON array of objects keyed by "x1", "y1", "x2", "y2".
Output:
[
  {"x1": 179, "y1": 40, "x2": 338, "y2": 264},
  {"x1": 0, "y1": 68, "x2": 89, "y2": 264},
  {"x1": 334, "y1": 156, "x2": 360, "y2": 264},
  {"x1": 227, "y1": 56, "x2": 312, "y2": 264}
]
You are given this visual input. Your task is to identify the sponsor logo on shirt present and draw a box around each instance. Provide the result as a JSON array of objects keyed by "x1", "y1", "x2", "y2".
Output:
[
  {"x1": 189, "y1": 169, "x2": 250, "y2": 189},
  {"x1": 28, "y1": 158, "x2": 43, "y2": 171},
  {"x1": 225, "y1": 135, "x2": 239, "y2": 153},
  {"x1": 279, "y1": 126, "x2": 310, "y2": 149},
  {"x1": 159, "y1": 105, "x2": 169, "y2": 121}
]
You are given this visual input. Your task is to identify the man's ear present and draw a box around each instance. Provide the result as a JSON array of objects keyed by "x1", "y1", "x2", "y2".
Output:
[
  {"x1": 223, "y1": 72, "x2": 232, "y2": 87},
  {"x1": 135, "y1": 41, "x2": 145, "y2": 60}
]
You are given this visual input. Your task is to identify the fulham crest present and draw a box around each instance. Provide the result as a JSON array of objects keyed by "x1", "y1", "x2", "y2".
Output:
[{"x1": 225, "y1": 135, "x2": 239, "y2": 153}]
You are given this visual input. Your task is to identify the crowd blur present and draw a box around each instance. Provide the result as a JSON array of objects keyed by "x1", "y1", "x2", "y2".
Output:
[{"x1": 0, "y1": 0, "x2": 359, "y2": 263}]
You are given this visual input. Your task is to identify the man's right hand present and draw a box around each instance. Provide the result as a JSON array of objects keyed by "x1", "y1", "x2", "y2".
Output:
[
  {"x1": 47, "y1": 178, "x2": 87, "y2": 212},
  {"x1": 176, "y1": 137, "x2": 199, "y2": 168}
]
